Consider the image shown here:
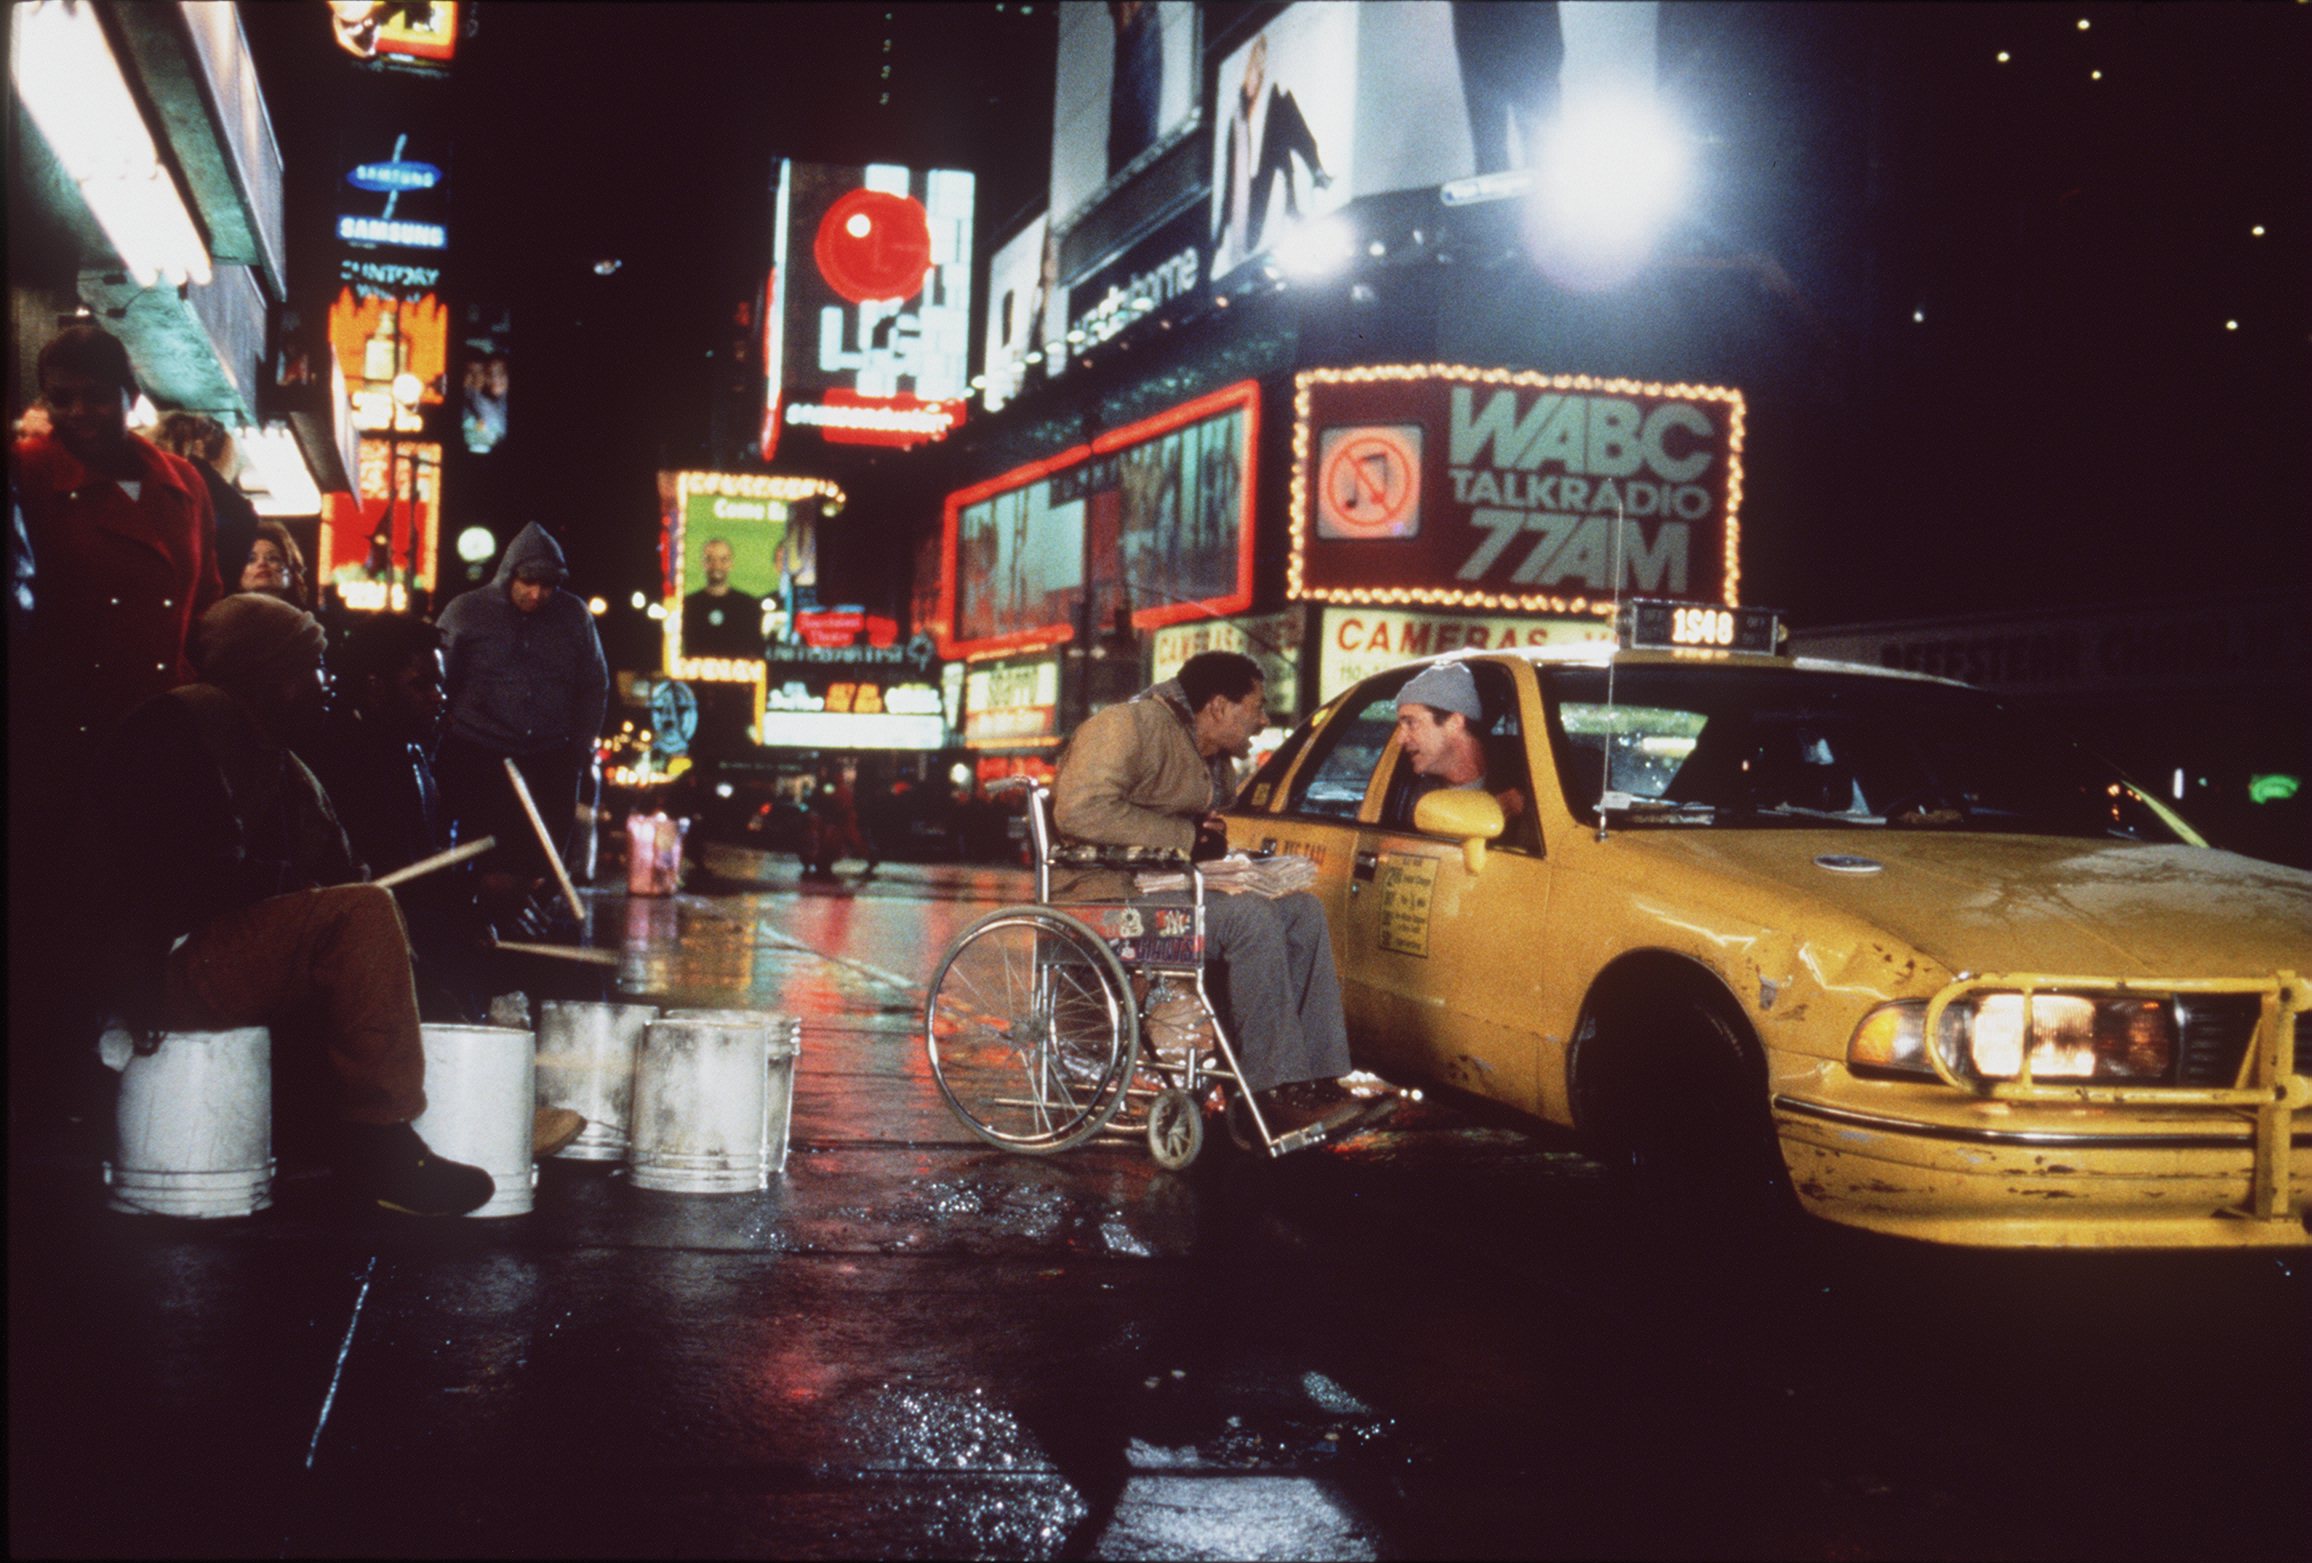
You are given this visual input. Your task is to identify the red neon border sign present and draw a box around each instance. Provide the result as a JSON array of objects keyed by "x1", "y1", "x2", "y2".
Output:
[{"x1": 937, "y1": 380, "x2": 1261, "y2": 660}]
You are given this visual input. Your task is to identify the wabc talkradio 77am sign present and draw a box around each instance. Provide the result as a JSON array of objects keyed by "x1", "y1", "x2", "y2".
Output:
[{"x1": 1290, "y1": 366, "x2": 1746, "y2": 615}]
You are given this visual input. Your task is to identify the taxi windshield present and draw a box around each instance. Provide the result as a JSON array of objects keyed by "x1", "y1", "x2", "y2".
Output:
[{"x1": 1541, "y1": 663, "x2": 2192, "y2": 842}]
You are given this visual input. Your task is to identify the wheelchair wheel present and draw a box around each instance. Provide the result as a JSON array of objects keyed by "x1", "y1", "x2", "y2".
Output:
[
  {"x1": 1146, "y1": 1087, "x2": 1204, "y2": 1171},
  {"x1": 924, "y1": 906, "x2": 1139, "y2": 1153}
]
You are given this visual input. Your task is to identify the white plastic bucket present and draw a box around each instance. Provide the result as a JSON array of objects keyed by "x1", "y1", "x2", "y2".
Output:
[
  {"x1": 411, "y1": 1023, "x2": 536, "y2": 1217},
  {"x1": 102, "y1": 1027, "x2": 274, "y2": 1218},
  {"x1": 629, "y1": 1013, "x2": 800, "y2": 1192},
  {"x1": 535, "y1": 1001, "x2": 659, "y2": 1160}
]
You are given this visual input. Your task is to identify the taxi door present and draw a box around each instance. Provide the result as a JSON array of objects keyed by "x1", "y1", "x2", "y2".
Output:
[{"x1": 1336, "y1": 661, "x2": 1553, "y2": 1115}]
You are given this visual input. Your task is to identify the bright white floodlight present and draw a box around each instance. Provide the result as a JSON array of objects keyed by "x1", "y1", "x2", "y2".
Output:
[
  {"x1": 1525, "y1": 92, "x2": 1690, "y2": 290},
  {"x1": 1274, "y1": 217, "x2": 1355, "y2": 280}
]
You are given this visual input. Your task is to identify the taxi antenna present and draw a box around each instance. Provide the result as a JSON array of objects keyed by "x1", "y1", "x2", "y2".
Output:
[{"x1": 1595, "y1": 502, "x2": 1626, "y2": 843}]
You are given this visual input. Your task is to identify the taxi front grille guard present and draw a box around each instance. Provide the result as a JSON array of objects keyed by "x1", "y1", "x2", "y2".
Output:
[{"x1": 1919, "y1": 971, "x2": 2310, "y2": 1223}]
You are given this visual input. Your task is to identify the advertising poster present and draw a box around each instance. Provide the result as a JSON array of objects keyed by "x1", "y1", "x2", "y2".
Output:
[
  {"x1": 321, "y1": 436, "x2": 438, "y2": 596},
  {"x1": 1208, "y1": 2, "x2": 1469, "y2": 282},
  {"x1": 659, "y1": 472, "x2": 840, "y2": 671},
  {"x1": 766, "y1": 160, "x2": 975, "y2": 454},
  {"x1": 327, "y1": 287, "x2": 446, "y2": 433},
  {"x1": 1292, "y1": 365, "x2": 1744, "y2": 617},
  {"x1": 1050, "y1": 1, "x2": 1201, "y2": 227},
  {"x1": 459, "y1": 301, "x2": 511, "y2": 454},
  {"x1": 1207, "y1": 1, "x2": 1661, "y2": 284},
  {"x1": 980, "y1": 216, "x2": 1051, "y2": 413},
  {"x1": 940, "y1": 382, "x2": 1257, "y2": 659}
]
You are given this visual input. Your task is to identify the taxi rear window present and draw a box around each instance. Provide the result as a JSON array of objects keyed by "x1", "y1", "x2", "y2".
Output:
[{"x1": 1540, "y1": 663, "x2": 2193, "y2": 843}]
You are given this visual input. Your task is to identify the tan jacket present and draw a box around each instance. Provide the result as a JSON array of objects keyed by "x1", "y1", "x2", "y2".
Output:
[{"x1": 1050, "y1": 697, "x2": 1218, "y2": 899}]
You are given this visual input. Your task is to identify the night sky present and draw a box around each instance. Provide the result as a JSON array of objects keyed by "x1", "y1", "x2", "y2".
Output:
[{"x1": 241, "y1": 2, "x2": 2309, "y2": 644}]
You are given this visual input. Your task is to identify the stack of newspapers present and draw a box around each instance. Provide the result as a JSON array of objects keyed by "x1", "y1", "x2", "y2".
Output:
[{"x1": 1135, "y1": 853, "x2": 1319, "y2": 898}]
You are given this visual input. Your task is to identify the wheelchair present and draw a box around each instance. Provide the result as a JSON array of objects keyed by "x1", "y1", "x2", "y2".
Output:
[{"x1": 921, "y1": 782, "x2": 1329, "y2": 1169}]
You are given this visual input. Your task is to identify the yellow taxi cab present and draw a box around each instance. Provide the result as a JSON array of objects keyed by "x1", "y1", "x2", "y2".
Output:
[{"x1": 1226, "y1": 601, "x2": 2311, "y2": 1248}]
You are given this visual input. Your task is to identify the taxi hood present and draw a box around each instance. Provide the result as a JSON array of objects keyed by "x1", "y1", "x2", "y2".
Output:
[{"x1": 1616, "y1": 832, "x2": 2312, "y2": 980}]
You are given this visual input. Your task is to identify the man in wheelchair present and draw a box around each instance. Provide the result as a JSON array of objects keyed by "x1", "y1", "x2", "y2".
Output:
[{"x1": 1052, "y1": 652, "x2": 1384, "y2": 1141}]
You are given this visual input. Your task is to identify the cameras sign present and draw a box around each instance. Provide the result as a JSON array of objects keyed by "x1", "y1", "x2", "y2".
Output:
[{"x1": 1290, "y1": 365, "x2": 1746, "y2": 614}]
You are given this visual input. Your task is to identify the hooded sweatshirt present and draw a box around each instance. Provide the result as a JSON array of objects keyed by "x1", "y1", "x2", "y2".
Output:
[{"x1": 436, "y1": 522, "x2": 608, "y2": 755}]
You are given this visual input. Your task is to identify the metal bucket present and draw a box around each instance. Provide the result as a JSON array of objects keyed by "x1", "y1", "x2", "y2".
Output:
[
  {"x1": 629, "y1": 1013, "x2": 800, "y2": 1192},
  {"x1": 664, "y1": 1011, "x2": 802, "y2": 1173},
  {"x1": 102, "y1": 1027, "x2": 274, "y2": 1218},
  {"x1": 412, "y1": 1023, "x2": 536, "y2": 1218},
  {"x1": 535, "y1": 1001, "x2": 660, "y2": 1160}
]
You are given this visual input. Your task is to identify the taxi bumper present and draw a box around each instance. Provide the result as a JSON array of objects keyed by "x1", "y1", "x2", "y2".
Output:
[{"x1": 1772, "y1": 1092, "x2": 2312, "y2": 1249}]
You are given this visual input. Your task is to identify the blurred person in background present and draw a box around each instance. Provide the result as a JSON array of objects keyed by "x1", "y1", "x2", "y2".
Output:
[
  {"x1": 153, "y1": 410, "x2": 260, "y2": 591},
  {"x1": 239, "y1": 519, "x2": 313, "y2": 611}
]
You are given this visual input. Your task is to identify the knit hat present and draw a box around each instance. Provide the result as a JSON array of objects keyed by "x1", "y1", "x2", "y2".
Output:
[
  {"x1": 193, "y1": 592, "x2": 325, "y2": 692},
  {"x1": 1396, "y1": 661, "x2": 1483, "y2": 721}
]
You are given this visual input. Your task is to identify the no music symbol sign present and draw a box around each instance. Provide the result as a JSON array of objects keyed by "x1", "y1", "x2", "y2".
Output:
[{"x1": 1317, "y1": 424, "x2": 1423, "y2": 539}]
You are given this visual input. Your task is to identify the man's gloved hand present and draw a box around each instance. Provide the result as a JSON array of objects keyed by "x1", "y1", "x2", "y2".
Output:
[{"x1": 1190, "y1": 814, "x2": 1230, "y2": 862}]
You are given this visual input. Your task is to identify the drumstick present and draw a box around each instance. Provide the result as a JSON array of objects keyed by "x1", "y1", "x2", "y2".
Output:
[
  {"x1": 491, "y1": 939, "x2": 620, "y2": 966},
  {"x1": 371, "y1": 836, "x2": 495, "y2": 889},
  {"x1": 502, "y1": 758, "x2": 587, "y2": 924}
]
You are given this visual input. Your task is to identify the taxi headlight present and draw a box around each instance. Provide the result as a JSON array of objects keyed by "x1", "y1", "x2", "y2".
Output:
[
  {"x1": 1848, "y1": 995, "x2": 2178, "y2": 1083},
  {"x1": 1939, "y1": 993, "x2": 2176, "y2": 1082}
]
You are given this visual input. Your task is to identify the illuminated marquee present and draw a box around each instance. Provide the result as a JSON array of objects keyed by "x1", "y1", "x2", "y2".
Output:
[
  {"x1": 936, "y1": 380, "x2": 1259, "y2": 660},
  {"x1": 1290, "y1": 365, "x2": 1746, "y2": 615},
  {"x1": 765, "y1": 160, "x2": 976, "y2": 456},
  {"x1": 962, "y1": 656, "x2": 1062, "y2": 749}
]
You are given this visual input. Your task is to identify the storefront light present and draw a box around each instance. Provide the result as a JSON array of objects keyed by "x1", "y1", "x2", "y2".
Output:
[
  {"x1": 12, "y1": 1, "x2": 213, "y2": 288},
  {"x1": 233, "y1": 422, "x2": 326, "y2": 518}
]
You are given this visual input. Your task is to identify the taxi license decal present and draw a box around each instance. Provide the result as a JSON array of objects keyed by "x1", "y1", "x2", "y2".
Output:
[
  {"x1": 1250, "y1": 782, "x2": 1273, "y2": 807},
  {"x1": 1279, "y1": 839, "x2": 1328, "y2": 868},
  {"x1": 1376, "y1": 853, "x2": 1439, "y2": 958}
]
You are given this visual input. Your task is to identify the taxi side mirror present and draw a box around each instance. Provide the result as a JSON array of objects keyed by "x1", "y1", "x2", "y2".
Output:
[{"x1": 1413, "y1": 788, "x2": 1505, "y2": 875}]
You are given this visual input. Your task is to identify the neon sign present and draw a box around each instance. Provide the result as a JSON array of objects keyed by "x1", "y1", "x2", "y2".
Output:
[{"x1": 347, "y1": 160, "x2": 442, "y2": 193}]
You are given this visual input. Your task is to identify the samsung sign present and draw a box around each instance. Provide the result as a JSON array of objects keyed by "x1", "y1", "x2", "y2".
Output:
[
  {"x1": 347, "y1": 160, "x2": 443, "y2": 193},
  {"x1": 338, "y1": 215, "x2": 447, "y2": 249}
]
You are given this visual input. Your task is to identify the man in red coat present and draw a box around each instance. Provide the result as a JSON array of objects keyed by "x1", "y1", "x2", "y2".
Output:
[
  {"x1": 10, "y1": 323, "x2": 222, "y2": 1130},
  {"x1": 14, "y1": 323, "x2": 222, "y2": 756}
]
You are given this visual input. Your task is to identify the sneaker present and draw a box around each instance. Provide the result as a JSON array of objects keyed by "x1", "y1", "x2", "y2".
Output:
[
  {"x1": 338, "y1": 1121, "x2": 494, "y2": 1216},
  {"x1": 533, "y1": 1106, "x2": 586, "y2": 1159}
]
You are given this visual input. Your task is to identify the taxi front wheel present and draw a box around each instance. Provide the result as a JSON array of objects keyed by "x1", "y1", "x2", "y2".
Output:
[{"x1": 1573, "y1": 995, "x2": 1793, "y2": 1226}]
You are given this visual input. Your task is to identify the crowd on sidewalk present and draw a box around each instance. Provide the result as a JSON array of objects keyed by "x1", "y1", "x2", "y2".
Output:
[{"x1": 10, "y1": 325, "x2": 604, "y2": 1216}]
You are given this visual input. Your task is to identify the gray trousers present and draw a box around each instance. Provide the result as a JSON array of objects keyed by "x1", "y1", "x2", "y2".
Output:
[{"x1": 1192, "y1": 890, "x2": 1352, "y2": 1094}]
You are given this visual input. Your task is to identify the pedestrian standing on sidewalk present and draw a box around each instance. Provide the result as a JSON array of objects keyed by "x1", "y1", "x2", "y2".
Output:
[
  {"x1": 152, "y1": 410, "x2": 259, "y2": 591},
  {"x1": 435, "y1": 522, "x2": 609, "y2": 929},
  {"x1": 11, "y1": 324, "x2": 223, "y2": 1129},
  {"x1": 95, "y1": 594, "x2": 494, "y2": 1215}
]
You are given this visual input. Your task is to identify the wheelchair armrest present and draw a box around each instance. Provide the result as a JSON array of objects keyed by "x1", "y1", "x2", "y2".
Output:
[{"x1": 1047, "y1": 843, "x2": 1191, "y2": 869}]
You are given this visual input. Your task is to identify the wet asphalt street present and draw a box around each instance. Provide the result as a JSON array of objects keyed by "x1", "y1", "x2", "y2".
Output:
[{"x1": 9, "y1": 849, "x2": 2307, "y2": 1560}]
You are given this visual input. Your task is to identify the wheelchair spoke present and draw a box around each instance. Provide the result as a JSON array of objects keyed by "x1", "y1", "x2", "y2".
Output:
[{"x1": 923, "y1": 908, "x2": 1138, "y2": 1153}]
